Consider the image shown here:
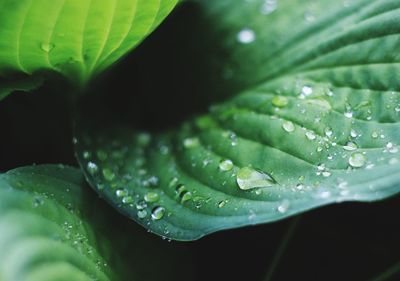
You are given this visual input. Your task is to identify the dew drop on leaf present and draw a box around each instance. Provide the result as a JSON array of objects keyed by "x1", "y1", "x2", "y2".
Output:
[
  {"x1": 40, "y1": 42, "x2": 55, "y2": 53},
  {"x1": 271, "y1": 95, "x2": 288, "y2": 108},
  {"x1": 236, "y1": 167, "x2": 275, "y2": 190},
  {"x1": 102, "y1": 168, "x2": 115, "y2": 181},
  {"x1": 348, "y1": 153, "x2": 366, "y2": 168},
  {"x1": 87, "y1": 162, "x2": 98, "y2": 175},
  {"x1": 144, "y1": 192, "x2": 160, "y2": 203},
  {"x1": 237, "y1": 28, "x2": 256, "y2": 44},
  {"x1": 343, "y1": 141, "x2": 358, "y2": 151},
  {"x1": 151, "y1": 206, "x2": 166, "y2": 220},
  {"x1": 282, "y1": 121, "x2": 295, "y2": 132},
  {"x1": 219, "y1": 159, "x2": 234, "y2": 171},
  {"x1": 260, "y1": 0, "x2": 277, "y2": 14},
  {"x1": 183, "y1": 137, "x2": 200, "y2": 148}
]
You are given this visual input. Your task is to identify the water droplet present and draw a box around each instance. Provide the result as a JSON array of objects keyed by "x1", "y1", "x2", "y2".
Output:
[
  {"x1": 116, "y1": 189, "x2": 127, "y2": 198},
  {"x1": 371, "y1": 131, "x2": 378, "y2": 139},
  {"x1": 350, "y1": 129, "x2": 358, "y2": 138},
  {"x1": 137, "y1": 209, "x2": 147, "y2": 219},
  {"x1": 324, "y1": 127, "x2": 333, "y2": 138},
  {"x1": 272, "y1": 96, "x2": 288, "y2": 108},
  {"x1": 180, "y1": 191, "x2": 193, "y2": 203},
  {"x1": 144, "y1": 192, "x2": 160, "y2": 203},
  {"x1": 40, "y1": 42, "x2": 55, "y2": 53},
  {"x1": 343, "y1": 141, "x2": 358, "y2": 151},
  {"x1": 33, "y1": 196, "x2": 44, "y2": 207},
  {"x1": 236, "y1": 167, "x2": 275, "y2": 190},
  {"x1": 300, "y1": 85, "x2": 313, "y2": 99},
  {"x1": 219, "y1": 159, "x2": 234, "y2": 171},
  {"x1": 344, "y1": 103, "x2": 353, "y2": 118},
  {"x1": 183, "y1": 137, "x2": 199, "y2": 148},
  {"x1": 349, "y1": 153, "x2": 366, "y2": 168},
  {"x1": 237, "y1": 28, "x2": 256, "y2": 44},
  {"x1": 83, "y1": 151, "x2": 91, "y2": 159},
  {"x1": 304, "y1": 10, "x2": 316, "y2": 22},
  {"x1": 277, "y1": 199, "x2": 290, "y2": 213},
  {"x1": 218, "y1": 200, "x2": 227, "y2": 208},
  {"x1": 87, "y1": 162, "x2": 98, "y2": 175},
  {"x1": 282, "y1": 121, "x2": 295, "y2": 132},
  {"x1": 102, "y1": 168, "x2": 115, "y2": 181},
  {"x1": 169, "y1": 177, "x2": 179, "y2": 188},
  {"x1": 136, "y1": 200, "x2": 147, "y2": 210},
  {"x1": 386, "y1": 142, "x2": 398, "y2": 154},
  {"x1": 305, "y1": 131, "x2": 316, "y2": 140},
  {"x1": 151, "y1": 206, "x2": 165, "y2": 220},
  {"x1": 296, "y1": 183, "x2": 304, "y2": 190},
  {"x1": 260, "y1": 0, "x2": 277, "y2": 14},
  {"x1": 122, "y1": 196, "x2": 133, "y2": 204}
]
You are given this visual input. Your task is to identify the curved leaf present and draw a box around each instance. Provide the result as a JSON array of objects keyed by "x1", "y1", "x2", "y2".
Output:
[
  {"x1": 0, "y1": 0, "x2": 178, "y2": 84},
  {"x1": 75, "y1": 0, "x2": 400, "y2": 240},
  {"x1": 0, "y1": 165, "x2": 193, "y2": 280}
]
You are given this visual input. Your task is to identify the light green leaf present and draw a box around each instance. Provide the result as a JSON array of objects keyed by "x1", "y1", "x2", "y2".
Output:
[
  {"x1": 75, "y1": 0, "x2": 400, "y2": 240},
  {"x1": 0, "y1": 0, "x2": 178, "y2": 84},
  {"x1": 0, "y1": 165, "x2": 193, "y2": 280}
]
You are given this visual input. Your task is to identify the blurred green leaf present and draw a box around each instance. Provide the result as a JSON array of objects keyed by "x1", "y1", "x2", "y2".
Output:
[{"x1": 0, "y1": 165, "x2": 192, "y2": 280}]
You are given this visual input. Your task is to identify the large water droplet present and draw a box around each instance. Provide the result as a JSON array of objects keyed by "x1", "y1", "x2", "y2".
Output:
[
  {"x1": 151, "y1": 206, "x2": 165, "y2": 220},
  {"x1": 236, "y1": 167, "x2": 275, "y2": 190},
  {"x1": 349, "y1": 153, "x2": 366, "y2": 168},
  {"x1": 237, "y1": 28, "x2": 256, "y2": 44},
  {"x1": 277, "y1": 199, "x2": 290, "y2": 213},
  {"x1": 386, "y1": 142, "x2": 398, "y2": 154}
]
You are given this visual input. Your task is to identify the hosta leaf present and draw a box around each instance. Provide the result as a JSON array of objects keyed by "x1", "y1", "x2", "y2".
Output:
[
  {"x1": 0, "y1": 165, "x2": 192, "y2": 280},
  {"x1": 75, "y1": 0, "x2": 400, "y2": 240},
  {"x1": 0, "y1": 0, "x2": 178, "y2": 84}
]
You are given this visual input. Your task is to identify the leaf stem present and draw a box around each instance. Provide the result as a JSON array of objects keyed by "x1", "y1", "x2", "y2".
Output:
[
  {"x1": 263, "y1": 215, "x2": 301, "y2": 281},
  {"x1": 370, "y1": 261, "x2": 400, "y2": 281}
]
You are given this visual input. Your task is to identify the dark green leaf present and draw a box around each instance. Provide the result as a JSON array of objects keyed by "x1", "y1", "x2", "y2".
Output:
[{"x1": 75, "y1": 0, "x2": 400, "y2": 240}]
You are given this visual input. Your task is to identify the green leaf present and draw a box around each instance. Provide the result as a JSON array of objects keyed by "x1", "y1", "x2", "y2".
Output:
[
  {"x1": 0, "y1": 0, "x2": 178, "y2": 84},
  {"x1": 0, "y1": 165, "x2": 193, "y2": 280},
  {"x1": 75, "y1": 0, "x2": 400, "y2": 240}
]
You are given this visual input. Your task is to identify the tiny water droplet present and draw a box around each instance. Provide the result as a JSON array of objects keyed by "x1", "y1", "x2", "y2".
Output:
[
  {"x1": 350, "y1": 129, "x2": 358, "y2": 138},
  {"x1": 219, "y1": 159, "x2": 234, "y2": 171},
  {"x1": 102, "y1": 168, "x2": 115, "y2": 181},
  {"x1": 343, "y1": 141, "x2": 358, "y2": 151},
  {"x1": 87, "y1": 162, "x2": 98, "y2": 175},
  {"x1": 122, "y1": 196, "x2": 133, "y2": 204},
  {"x1": 272, "y1": 96, "x2": 288, "y2": 108},
  {"x1": 282, "y1": 121, "x2": 295, "y2": 132},
  {"x1": 183, "y1": 137, "x2": 199, "y2": 148},
  {"x1": 371, "y1": 131, "x2": 378, "y2": 139},
  {"x1": 349, "y1": 153, "x2": 366, "y2": 168},
  {"x1": 260, "y1": 0, "x2": 277, "y2": 14},
  {"x1": 236, "y1": 167, "x2": 275, "y2": 190},
  {"x1": 144, "y1": 192, "x2": 160, "y2": 203},
  {"x1": 305, "y1": 131, "x2": 316, "y2": 140},
  {"x1": 218, "y1": 200, "x2": 227, "y2": 208},
  {"x1": 386, "y1": 142, "x2": 398, "y2": 154},
  {"x1": 116, "y1": 189, "x2": 127, "y2": 198},
  {"x1": 137, "y1": 209, "x2": 147, "y2": 219},
  {"x1": 237, "y1": 28, "x2": 256, "y2": 44},
  {"x1": 40, "y1": 42, "x2": 55, "y2": 53}
]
